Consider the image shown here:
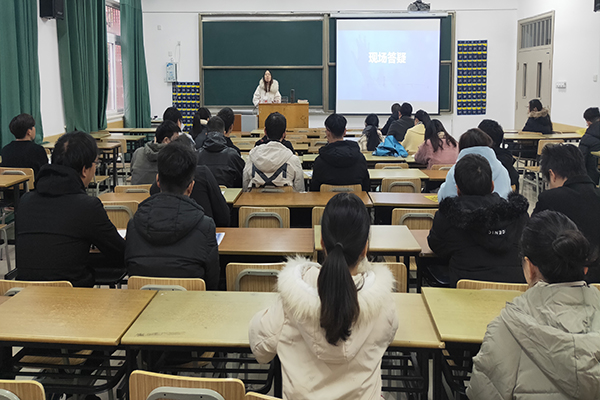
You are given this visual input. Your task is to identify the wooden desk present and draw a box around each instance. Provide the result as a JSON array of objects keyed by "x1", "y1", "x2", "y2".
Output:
[
  {"x1": 222, "y1": 188, "x2": 242, "y2": 204},
  {"x1": 422, "y1": 170, "x2": 448, "y2": 182},
  {"x1": 217, "y1": 227, "x2": 314, "y2": 256},
  {"x1": 411, "y1": 230, "x2": 434, "y2": 257},
  {"x1": 369, "y1": 192, "x2": 438, "y2": 208},
  {"x1": 0, "y1": 175, "x2": 30, "y2": 211},
  {"x1": 0, "y1": 296, "x2": 11, "y2": 306},
  {"x1": 301, "y1": 153, "x2": 416, "y2": 168},
  {"x1": 368, "y1": 169, "x2": 429, "y2": 181},
  {"x1": 99, "y1": 192, "x2": 150, "y2": 203},
  {"x1": 234, "y1": 191, "x2": 373, "y2": 208},
  {"x1": 131, "y1": 128, "x2": 157, "y2": 133},
  {"x1": 550, "y1": 122, "x2": 585, "y2": 133},
  {"x1": 392, "y1": 293, "x2": 443, "y2": 349},
  {"x1": 503, "y1": 132, "x2": 583, "y2": 141},
  {"x1": 315, "y1": 225, "x2": 421, "y2": 256},
  {"x1": 422, "y1": 287, "x2": 521, "y2": 344},
  {"x1": 106, "y1": 128, "x2": 137, "y2": 133},
  {"x1": 258, "y1": 103, "x2": 309, "y2": 129}
]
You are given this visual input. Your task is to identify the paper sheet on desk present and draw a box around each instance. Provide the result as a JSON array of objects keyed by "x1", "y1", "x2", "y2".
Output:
[
  {"x1": 305, "y1": 171, "x2": 313, "y2": 178},
  {"x1": 118, "y1": 229, "x2": 127, "y2": 238},
  {"x1": 424, "y1": 195, "x2": 438, "y2": 202},
  {"x1": 216, "y1": 232, "x2": 225, "y2": 245}
]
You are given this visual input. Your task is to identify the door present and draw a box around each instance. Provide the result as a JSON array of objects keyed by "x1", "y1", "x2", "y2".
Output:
[{"x1": 515, "y1": 12, "x2": 554, "y2": 130}]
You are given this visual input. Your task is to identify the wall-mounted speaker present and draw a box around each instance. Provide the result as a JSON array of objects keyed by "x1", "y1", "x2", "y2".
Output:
[{"x1": 40, "y1": 0, "x2": 64, "y2": 20}]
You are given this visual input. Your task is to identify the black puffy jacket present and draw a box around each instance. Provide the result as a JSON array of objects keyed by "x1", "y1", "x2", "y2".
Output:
[
  {"x1": 579, "y1": 121, "x2": 600, "y2": 185},
  {"x1": 309, "y1": 140, "x2": 369, "y2": 191},
  {"x1": 197, "y1": 132, "x2": 244, "y2": 188}
]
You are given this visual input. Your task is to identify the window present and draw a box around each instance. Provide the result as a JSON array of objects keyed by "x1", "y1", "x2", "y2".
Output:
[
  {"x1": 106, "y1": 1, "x2": 124, "y2": 114},
  {"x1": 520, "y1": 16, "x2": 552, "y2": 49}
]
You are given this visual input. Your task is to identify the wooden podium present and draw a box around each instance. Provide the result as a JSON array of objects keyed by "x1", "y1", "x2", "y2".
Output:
[{"x1": 258, "y1": 103, "x2": 309, "y2": 129}]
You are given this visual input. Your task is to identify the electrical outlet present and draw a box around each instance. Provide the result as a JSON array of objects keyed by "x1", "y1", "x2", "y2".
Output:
[
  {"x1": 157, "y1": 25, "x2": 162, "y2": 30},
  {"x1": 555, "y1": 81, "x2": 567, "y2": 89},
  {"x1": 168, "y1": 51, "x2": 173, "y2": 57}
]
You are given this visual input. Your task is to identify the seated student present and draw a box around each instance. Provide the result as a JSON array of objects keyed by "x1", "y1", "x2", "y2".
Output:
[
  {"x1": 163, "y1": 106, "x2": 193, "y2": 143},
  {"x1": 438, "y1": 128, "x2": 511, "y2": 201},
  {"x1": 533, "y1": 143, "x2": 600, "y2": 283},
  {"x1": 243, "y1": 112, "x2": 304, "y2": 192},
  {"x1": 125, "y1": 141, "x2": 219, "y2": 289},
  {"x1": 381, "y1": 102, "x2": 401, "y2": 136},
  {"x1": 358, "y1": 113, "x2": 383, "y2": 152},
  {"x1": 478, "y1": 119, "x2": 519, "y2": 191},
  {"x1": 216, "y1": 107, "x2": 241, "y2": 154},
  {"x1": 579, "y1": 106, "x2": 600, "y2": 185},
  {"x1": 130, "y1": 120, "x2": 179, "y2": 184},
  {"x1": 191, "y1": 107, "x2": 211, "y2": 150},
  {"x1": 402, "y1": 109, "x2": 430, "y2": 154},
  {"x1": 249, "y1": 193, "x2": 398, "y2": 400},
  {"x1": 197, "y1": 116, "x2": 244, "y2": 188},
  {"x1": 467, "y1": 211, "x2": 600, "y2": 400},
  {"x1": 16, "y1": 131, "x2": 125, "y2": 287},
  {"x1": 309, "y1": 114, "x2": 370, "y2": 192},
  {"x1": 1, "y1": 113, "x2": 48, "y2": 177},
  {"x1": 387, "y1": 102, "x2": 414, "y2": 142},
  {"x1": 254, "y1": 132, "x2": 295, "y2": 153},
  {"x1": 414, "y1": 119, "x2": 458, "y2": 169},
  {"x1": 428, "y1": 154, "x2": 528, "y2": 286},
  {"x1": 522, "y1": 98, "x2": 553, "y2": 134}
]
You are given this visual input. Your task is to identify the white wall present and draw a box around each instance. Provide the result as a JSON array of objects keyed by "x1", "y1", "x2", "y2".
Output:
[
  {"x1": 141, "y1": 0, "x2": 518, "y2": 137},
  {"x1": 518, "y1": 0, "x2": 600, "y2": 127}
]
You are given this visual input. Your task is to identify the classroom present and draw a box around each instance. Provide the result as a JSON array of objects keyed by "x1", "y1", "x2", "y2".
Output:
[{"x1": 0, "y1": 0, "x2": 599, "y2": 399}]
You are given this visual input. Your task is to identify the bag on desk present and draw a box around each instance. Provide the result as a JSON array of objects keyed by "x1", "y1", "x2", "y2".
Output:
[{"x1": 372, "y1": 135, "x2": 408, "y2": 157}]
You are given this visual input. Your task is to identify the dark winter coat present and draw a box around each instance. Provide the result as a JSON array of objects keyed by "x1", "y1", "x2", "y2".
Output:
[
  {"x1": 522, "y1": 108, "x2": 553, "y2": 134},
  {"x1": 16, "y1": 164, "x2": 125, "y2": 287},
  {"x1": 428, "y1": 192, "x2": 529, "y2": 286},
  {"x1": 493, "y1": 147, "x2": 519, "y2": 191},
  {"x1": 533, "y1": 175, "x2": 600, "y2": 283},
  {"x1": 0, "y1": 140, "x2": 48, "y2": 178},
  {"x1": 579, "y1": 120, "x2": 600, "y2": 185},
  {"x1": 387, "y1": 115, "x2": 415, "y2": 142},
  {"x1": 125, "y1": 193, "x2": 220, "y2": 290},
  {"x1": 197, "y1": 132, "x2": 245, "y2": 188},
  {"x1": 309, "y1": 140, "x2": 370, "y2": 192},
  {"x1": 381, "y1": 113, "x2": 399, "y2": 136},
  {"x1": 255, "y1": 135, "x2": 295, "y2": 153}
]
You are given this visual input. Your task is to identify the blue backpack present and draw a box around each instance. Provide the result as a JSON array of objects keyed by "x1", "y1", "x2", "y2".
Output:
[{"x1": 372, "y1": 135, "x2": 409, "y2": 157}]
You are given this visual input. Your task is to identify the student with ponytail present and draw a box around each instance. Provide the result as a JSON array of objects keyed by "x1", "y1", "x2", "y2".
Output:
[
  {"x1": 249, "y1": 193, "x2": 398, "y2": 400},
  {"x1": 468, "y1": 210, "x2": 600, "y2": 400}
]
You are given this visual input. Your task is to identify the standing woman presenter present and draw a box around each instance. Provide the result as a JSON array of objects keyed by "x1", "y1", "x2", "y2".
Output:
[{"x1": 252, "y1": 70, "x2": 281, "y2": 106}]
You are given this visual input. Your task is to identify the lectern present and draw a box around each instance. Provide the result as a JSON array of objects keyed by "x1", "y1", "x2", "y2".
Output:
[{"x1": 258, "y1": 103, "x2": 309, "y2": 129}]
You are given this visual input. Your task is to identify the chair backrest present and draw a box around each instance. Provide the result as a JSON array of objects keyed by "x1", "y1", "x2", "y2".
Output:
[
  {"x1": 238, "y1": 207, "x2": 290, "y2": 228},
  {"x1": 381, "y1": 178, "x2": 421, "y2": 193},
  {"x1": 320, "y1": 184, "x2": 362, "y2": 193},
  {"x1": 372, "y1": 262, "x2": 407, "y2": 293},
  {"x1": 312, "y1": 206, "x2": 325, "y2": 227},
  {"x1": 391, "y1": 208, "x2": 437, "y2": 229},
  {"x1": 250, "y1": 186, "x2": 294, "y2": 193},
  {"x1": 115, "y1": 184, "x2": 152, "y2": 194},
  {"x1": 456, "y1": 279, "x2": 528, "y2": 292},
  {"x1": 0, "y1": 167, "x2": 35, "y2": 191},
  {"x1": 592, "y1": 283, "x2": 600, "y2": 291},
  {"x1": 129, "y1": 370, "x2": 245, "y2": 400},
  {"x1": 285, "y1": 134, "x2": 308, "y2": 141},
  {"x1": 128, "y1": 276, "x2": 206, "y2": 291},
  {"x1": 0, "y1": 280, "x2": 72, "y2": 296},
  {"x1": 103, "y1": 201, "x2": 139, "y2": 229},
  {"x1": 374, "y1": 163, "x2": 408, "y2": 169},
  {"x1": 537, "y1": 139, "x2": 564, "y2": 155},
  {"x1": 225, "y1": 262, "x2": 286, "y2": 292},
  {"x1": 430, "y1": 164, "x2": 454, "y2": 171},
  {"x1": 0, "y1": 380, "x2": 45, "y2": 400},
  {"x1": 245, "y1": 393, "x2": 282, "y2": 400}
]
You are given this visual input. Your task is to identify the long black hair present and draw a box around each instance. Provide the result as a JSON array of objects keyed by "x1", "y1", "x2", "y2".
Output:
[
  {"x1": 424, "y1": 119, "x2": 457, "y2": 153},
  {"x1": 363, "y1": 113, "x2": 381, "y2": 151},
  {"x1": 318, "y1": 193, "x2": 370, "y2": 345},
  {"x1": 414, "y1": 110, "x2": 431, "y2": 129}
]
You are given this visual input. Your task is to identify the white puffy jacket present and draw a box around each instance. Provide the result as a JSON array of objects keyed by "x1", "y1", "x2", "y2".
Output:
[{"x1": 253, "y1": 79, "x2": 282, "y2": 106}]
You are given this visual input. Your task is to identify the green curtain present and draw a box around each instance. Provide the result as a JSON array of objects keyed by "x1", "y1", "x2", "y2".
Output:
[
  {"x1": 0, "y1": 0, "x2": 43, "y2": 146},
  {"x1": 121, "y1": 0, "x2": 151, "y2": 128},
  {"x1": 57, "y1": 0, "x2": 107, "y2": 133}
]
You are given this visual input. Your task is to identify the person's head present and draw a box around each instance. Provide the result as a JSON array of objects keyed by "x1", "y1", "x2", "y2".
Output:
[
  {"x1": 583, "y1": 107, "x2": 600, "y2": 126},
  {"x1": 540, "y1": 144, "x2": 586, "y2": 189},
  {"x1": 319, "y1": 193, "x2": 370, "y2": 345},
  {"x1": 263, "y1": 70, "x2": 272, "y2": 83},
  {"x1": 521, "y1": 210, "x2": 592, "y2": 285},
  {"x1": 529, "y1": 99, "x2": 544, "y2": 113},
  {"x1": 458, "y1": 128, "x2": 494, "y2": 151},
  {"x1": 206, "y1": 116, "x2": 225, "y2": 134},
  {"x1": 391, "y1": 103, "x2": 401, "y2": 117},
  {"x1": 155, "y1": 120, "x2": 180, "y2": 144},
  {"x1": 217, "y1": 107, "x2": 235, "y2": 134},
  {"x1": 455, "y1": 154, "x2": 493, "y2": 196},
  {"x1": 400, "y1": 102, "x2": 413, "y2": 117},
  {"x1": 163, "y1": 107, "x2": 183, "y2": 128},
  {"x1": 52, "y1": 131, "x2": 99, "y2": 187},
  {"x1": 9, "y1": 113, "x2": 36, "y2": 140},
  {"x1": 425, "y1": 119, "x2": 457, "y2": 153},
  {"x1": 364, "y1": 113, "x2": 379, "y2": 128},
  {"x1": 478, "y1": 119, "x2": 504, "y2": 148},
  {"x1": 264, "y1": 112, "x2": 287, "y2": 141},
  {"x1": 157, "y1": 141, "x2": 196, "y2": 196},
  {"x1": 414, "y1": 110, "x2": 431, "y2": 127},
  {"x1": 191, "y1": 108, "x2": 211, "y2": 138},
  {"x1": 324, "y1": 113, "x2": 347, "y2": 142}
]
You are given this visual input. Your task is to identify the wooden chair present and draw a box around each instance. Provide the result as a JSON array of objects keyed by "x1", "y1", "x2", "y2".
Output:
[
  {"x1": 238, "y1": 207, "x2": 290, "y2": 228},
  {"x1": 115, "y1": 184, "x2": 152, "y2": 194},
  {"x1": 591, "y1": 283, "x2": 600, "y2": 291},
  {"x1": 250, "y1": 186, "x2": 294, "y2": 193},
  {"x1": 520, "y1": 139, "x2": 564, "y2": 197},
  {"x1": 104, "y1": 200, "x2": 139, "y2": 229},
  {"x1": 129, "y1": 370, "x2": 245, "y2": 400},
  {"x1": 311, "y1": 206, "x2": 325, "y2": 227},
  {"x1": 456, "y1": 279, "x2": 528, "y2": 292},
  {"x1": 374, "y1": 163, "x2": 408, "y2": 169},
  {"x1": 226, "y1": 262, "x2": 285, "y2": 292},
  {"x1": 246, "y1": 393, "x2": 282, "y2": 400},
  {"x1": 0, "y1": 167, "x2": 34, "y2": 191},
  {"x1": 431, "y1": 164, "x2": 454, "y2": 171},
  {"x1": 88, "y1": 175, "x2": 111, "y2": 196},
  {"x1": 382, "y1": 178, "x2": 421, "y2": 193},
  {"x1": 320, "y1": 184, "x2": 362, "y2": 193},
  {"x1": 0, "y1": 379, "x2": 45, "y2": 400},
  {"x1": 128, "y1": 276, "x2": 206, "y2": 291},
  {"x1": 0, "y1": 279, "x2": 72, "y2": 296},
  {"x1": 391, "y1": 208, "x2": 436, "y2": 229},
  {"x1": 372, "y1": 262, "x2": 407, "y2": 293}
]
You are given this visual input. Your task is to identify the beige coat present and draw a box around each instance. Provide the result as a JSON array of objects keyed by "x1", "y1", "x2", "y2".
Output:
[
  {"x1": 467, "y1": 281, "x2": 600, "y2": 399},
  {"x1": 249, "y1": 257, "x2": 398, "y2": 400},
  {"x1": 402, "y1": 123, "x2": 425, "y2": 154},
  {"x1": 252, "y1": 79, "x2": 282, "y2": 106}
]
